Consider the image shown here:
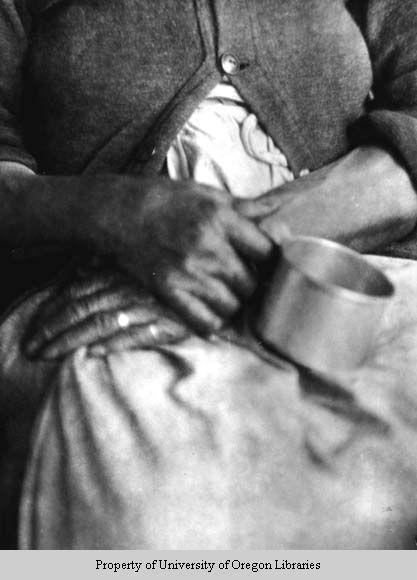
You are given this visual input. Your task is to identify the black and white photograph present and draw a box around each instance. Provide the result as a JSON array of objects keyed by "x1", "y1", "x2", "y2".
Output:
[{"x1": 1, "y1": 0, "x2": 417, "y2": 555}]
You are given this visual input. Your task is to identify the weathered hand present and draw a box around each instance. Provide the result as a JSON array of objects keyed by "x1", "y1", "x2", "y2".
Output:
[
  {"x1": 23, "y1": 270, "x2": 189, "y2": 360},
  {"x1": 99, "y1": 178, "x2": 273, "y2": 334}
]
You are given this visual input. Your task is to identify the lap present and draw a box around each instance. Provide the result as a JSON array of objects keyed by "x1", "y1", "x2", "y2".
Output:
[{"x1": 2, "y1": 257, "x2": 417, "y2": 549}]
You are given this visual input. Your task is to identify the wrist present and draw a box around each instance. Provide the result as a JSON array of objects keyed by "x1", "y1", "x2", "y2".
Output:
[
  {"x1": 258, "y1": 146, "x2": 417, "y2": 251},
  {"x1": 0, "y1": 173, "x2": 145, "y2": 253}
]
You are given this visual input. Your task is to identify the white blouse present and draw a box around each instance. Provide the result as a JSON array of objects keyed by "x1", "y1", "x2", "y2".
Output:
[{"x1": 167, "y1": 83, "x2": 295, "y2": 199}]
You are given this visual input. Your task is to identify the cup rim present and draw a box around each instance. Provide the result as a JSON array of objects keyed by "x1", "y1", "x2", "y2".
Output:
[{"x1": 279, "y1": 235, "x2": 395, "y2": 304}]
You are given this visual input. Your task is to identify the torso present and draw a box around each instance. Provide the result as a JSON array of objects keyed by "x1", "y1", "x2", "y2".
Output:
[{"x1": 23, "y1": 0, "x2": 372, "y2": 175}]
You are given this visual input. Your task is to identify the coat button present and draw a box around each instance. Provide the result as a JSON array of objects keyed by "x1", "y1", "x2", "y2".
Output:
[{"x1": 220, "y1": 53, "x2": 240, "y2": 75}]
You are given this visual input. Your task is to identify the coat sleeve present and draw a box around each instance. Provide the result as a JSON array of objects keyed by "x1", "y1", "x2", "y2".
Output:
[
  {"x1": 0, "y1": 0, "x2": 37, "y2": 171},
  {"x1": 349, "y1": 0, "x2": 417, "y2": 190}
]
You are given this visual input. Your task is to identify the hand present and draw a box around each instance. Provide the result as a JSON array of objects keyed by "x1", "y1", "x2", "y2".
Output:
[
  {"x1": 235, "y1": 147, "x2": 417, "y2": 253},
  {"x1": 23, "y1": 269, "x2": 189, "y2": 360},
  {"x1": 98, "y1": 178, "x2": 273, "y2": 334}
]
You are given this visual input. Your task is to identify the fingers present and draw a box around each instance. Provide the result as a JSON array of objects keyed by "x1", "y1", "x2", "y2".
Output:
[
  {"x1": 209, "y1": 244, "x2": 256, "y2": 298},
  {"x1": 27, "y1": 303, "x2": 183, "y2": 360},
  {"x1": 59, "y1": 271, "x2": 122, "y2": 300},
  {"x1": 194, "y1": 277, "x2": 240, "y2": 317},
  {"x1": 221, "y1": 209, "x2": 273, "y2": 261},
  {"x1": 161, "y1": 285, "x2": 224, "y2": 336},
  {"x1": 234, "y1": 192, "x2": 294, "y2": 220},
  {"x1": 185, "y1": 229, "x2": 256, "y2": 299},
  {"x1": 34, "y1": 272, "x2": 132, "y2": 323},
  {"x1": 235, "y1": 198, "x2": 273, "y2": 220},
  {"x1": 89, "y1": 318, "x2": 189, "y2": 356},
  {"x1": 259, "y1": 220, "x2": 292, "y2": 244},
  {"x1": 24, "y1": 286, "x2": 141, "y2": 356},
  {"x1": 179, "y1": 262, "x2": 243, "y2": 315},
  {"x1": 151, "y1": 231, "x2": 259, "y2": 334},
  {"x1": 158, "y1": 259, "x2": 252, "y2": 335}
]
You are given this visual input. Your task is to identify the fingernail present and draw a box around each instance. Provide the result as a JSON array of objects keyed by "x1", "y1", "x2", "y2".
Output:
[{"x1": 158, "y1": 322, "x2": 189, "y2": 342}]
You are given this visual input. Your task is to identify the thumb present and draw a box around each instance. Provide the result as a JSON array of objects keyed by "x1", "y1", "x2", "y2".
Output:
[
  {"x1": 234, "y1": 198, "x2": 266, "y2": 220},
  {"x1": 234, "y1": 192, "x2": 294, "y2": 221},
  {"x1": 259, "y1": 221, "x2": 292, "y2": 244}
]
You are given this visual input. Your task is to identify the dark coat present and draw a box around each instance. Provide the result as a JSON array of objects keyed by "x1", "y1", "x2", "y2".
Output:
[
  {"x1": 1, "y1": 0, "x2": 417, "y2": 258},
  {"x1": 0, "y1": 0, "x2": 415, "y2": 176}
]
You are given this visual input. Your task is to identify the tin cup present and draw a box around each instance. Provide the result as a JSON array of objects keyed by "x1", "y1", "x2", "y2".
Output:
[{"x1": 254, "y1": 236, "x2": 395, "y2": 375}]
